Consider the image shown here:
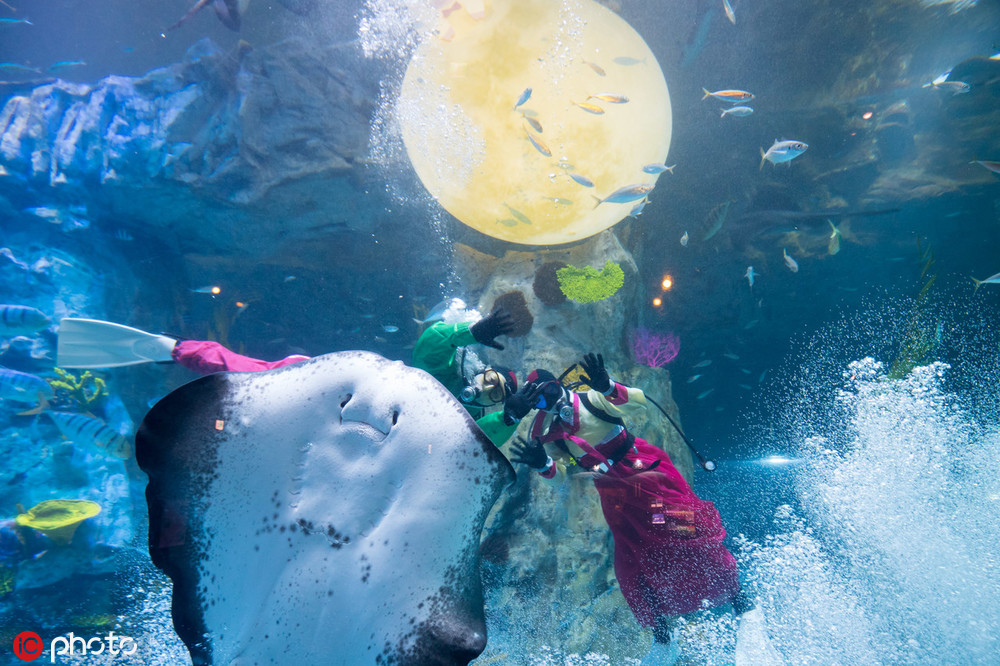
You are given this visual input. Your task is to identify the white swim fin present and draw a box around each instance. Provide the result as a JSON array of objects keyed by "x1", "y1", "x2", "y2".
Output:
[
  {"x1": 57, "y1": 318, "x2": 177, "y2": 368},
  {"x1": 735, "y1": 607, "x2": 785, "y2": 666}
]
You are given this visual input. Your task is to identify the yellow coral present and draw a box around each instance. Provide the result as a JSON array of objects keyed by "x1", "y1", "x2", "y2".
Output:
[{"x1": 49, "y1": 368, "x2": 107, "y2": 410}]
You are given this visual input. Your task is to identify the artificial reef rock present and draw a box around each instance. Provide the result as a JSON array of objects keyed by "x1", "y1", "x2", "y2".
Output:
[
  {"x1": 0, "y1": 37, "x2": 380, "y2": 257},
  {"x1": 459, "y1": 230, "x2": 692, "y2": 660}
]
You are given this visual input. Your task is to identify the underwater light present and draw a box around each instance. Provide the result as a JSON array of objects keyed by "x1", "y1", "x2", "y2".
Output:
[
  {"x1": 760, "y1": 455, "x2": 796, "y2": 465},
  {"x1": 661, "y1": 275, "x2": 673, "y2": 290},
  {"x1": 862, "y1": 111, "x2": 874, "y2": 120},
  {"x1": 398, "y1": 0, "x2": 672, "y2": 245},
  {"x1": 652, "y1": 297, "x2": 662, "y2": 307}
]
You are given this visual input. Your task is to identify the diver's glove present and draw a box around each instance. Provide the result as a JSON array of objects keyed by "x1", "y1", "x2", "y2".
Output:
[
  {"x1": 580, "y1": 352, "x2": 612, "y2": 394},
  {"x1": 509, "y1": 437, "x2": 550, "y2": 470},
  {"x1": 470, "y1": 307, "x2": 516, "y2": 350},
  {"x1": 503, "y1": 382, "x2": 544, "y2": 425}
]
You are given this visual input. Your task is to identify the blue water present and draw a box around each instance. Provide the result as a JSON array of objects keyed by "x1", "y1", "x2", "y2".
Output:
[{"x1": 2, "y1": 0, "x2": 1000, "y2": 663}]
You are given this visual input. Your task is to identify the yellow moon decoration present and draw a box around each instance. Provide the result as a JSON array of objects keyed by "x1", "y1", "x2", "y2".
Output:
[{"x1": 398, "y1": 0, "x2": 672, "y2": 246}]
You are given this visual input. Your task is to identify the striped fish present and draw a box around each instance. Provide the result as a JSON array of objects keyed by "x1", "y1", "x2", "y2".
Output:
[
  {"x1": 0, "y1": 367, "x2": 54, "y2": 403},
  {"x1": 0, "y1": 305, "x2": 50, "y2": 336},
  {"x1": 48, "y1": 411, "x2": 131, "y2": 458}
]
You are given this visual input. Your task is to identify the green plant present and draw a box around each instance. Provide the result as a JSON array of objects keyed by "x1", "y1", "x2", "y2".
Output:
[{"x1": 556, "y1": 260, "x2": 625, "y2": 304}]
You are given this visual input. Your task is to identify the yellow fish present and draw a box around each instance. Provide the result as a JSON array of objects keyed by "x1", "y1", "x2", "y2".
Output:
[
  {"x1": 587, "y1": 93, "x2": 629, "y2": 104},
  {"x1": 701, "y1": 88, "x2": 754, "y2": 103},
  {"x1": 524, "y1": 129, "x2": 551, "y2": 157},
  {"x1": 572, "y1": 100, "x2": 605, "y2": 115}
]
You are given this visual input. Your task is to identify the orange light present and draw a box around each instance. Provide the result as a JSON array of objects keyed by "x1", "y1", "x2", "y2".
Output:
[
  {"x1": 661, "y1": 275, "x2": 673, "y2": 290},
  {"x1": 235, "y1": 301, "x2": 245, "y2": 308},
  {"x1": 652, "y1": 297, "x2": 662, "y2": 307},
  {"x1": 211, "y1": 286, "x2": 221, "y2": 295},
  {"x1": 862, "y1": 111, "x2": 873, "y2": 120}
]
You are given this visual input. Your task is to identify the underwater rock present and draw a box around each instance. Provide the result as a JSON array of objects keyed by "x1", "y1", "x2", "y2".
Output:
[
  {"x1": 461, "y1": 230, "x2": 691, "y2": 659},
  {"x1": 0, "y1": 37, "x2": 379, "y2": 255}
]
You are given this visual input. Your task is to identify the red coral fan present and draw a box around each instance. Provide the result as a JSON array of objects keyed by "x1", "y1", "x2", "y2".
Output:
[
  {"x1": 491, "y1": 290, "x2": 533, "y2": 337},
  {"x1": 532, "y1": 261, "x2": 567, "y2": 306}
]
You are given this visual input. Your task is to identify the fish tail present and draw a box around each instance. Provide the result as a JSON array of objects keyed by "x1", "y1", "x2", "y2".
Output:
[
  {"x1": 972, "y1": 277, "x2": 982, "y2": 293},
  {"x1": 702, "y1": 88, "x2": 712, "y2": 100},
  {"x1": 592, "y1": 195, "x2": 603, "y2": 209},
  {"x1": 17, "y1": 393, "x2": 48, "y2": 417},
  {"x1": 720, "y1": 109, "x2": 727, "y2": 118},
  {"x1": 759, "y1": 148, "x2": 766, "y2": 170}
]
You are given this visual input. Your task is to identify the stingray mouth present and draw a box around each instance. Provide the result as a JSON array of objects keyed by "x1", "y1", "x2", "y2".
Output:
[
  {"x1": 338, "y1": 393, "x2": 399, "y2": 443},
  {"x1": 339, "y1": 418, "x2": 390, "y2": 442}
]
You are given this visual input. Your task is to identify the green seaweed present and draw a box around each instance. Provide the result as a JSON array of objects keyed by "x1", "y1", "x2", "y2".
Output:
[
  {"x1": 888, "y1": 239, "x2": 940, "y2": 379},
  {"x1": 556, "y1": 261, "x2": 625, "y2": 304},
  {"x1": 48, "y1": 368, "x2": 108, "y2": 411}
]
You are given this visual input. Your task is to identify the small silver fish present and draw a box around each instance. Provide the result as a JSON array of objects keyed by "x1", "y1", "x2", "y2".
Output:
[
  {"x1": 642, "y1": 163, "x2": 676, "y2": 175},
  {"x1": 721, "y1": 106, "x2": 753, "y2": 118},
  {"x1": 760, "y1": 140, "x2": 808, "y2": 168},
  {"x1": 970, "y1": 160, "x2": 1000, "y2": 175},
  {"x1": 412, "y1": 298, "x2": 466, "y2": 325},
  {"x1": 593, "y1": 184, "x2": 654, "y2": 207},
  {"x1": 504, "y1": 203, "x2": 533, "y2": 225},
  {"x1": 628, "y1": 198, "x2": 649, "y2": 218},
  {"x1": 613, "y1": 56, "x2": 646, "y2": 66},
  {"x1": 0, "y1": 62, "x2": 41, "y2": 73},
  {"x1": 543, "y1": 196, "x2": 573, "y2": 206},
  {"x1": 0, "y1": 18, "x2": 33, "y2": 26},
  {"x1": 514, "y1": 87, "x2": 532, "y2": 109},
  {"x1": 680, "y1": 231, "x2": 689, "y2": 247},
  {"x1": 828, "y1": 221, "x2": 841, "y2": 255},
  {"x1": 48, "y1": 60, "x2": 87, "y2": 71},
  {"x1": 723, "y1": 352, "x2": 740, "y2": 360},
  {"x1": 693, "y1": 359, "x2": 712, "y2": 368},
  {"x1": 744, "y1": 266, "x2": 757, "y2": 287},
  {"x1": 687, "y1": 374, "x2": 702, "y2": 383},
  {"x1": 923, "y1": 72, "x2": 970, "y2": 95},
  {"x1": 723, "y1": 0, "x2": 736, "y2": 24},
  {"x1": 783, "y1": 248, "x2": 799, "y2": 273},
  {"x1": 568, "y1": 172, "x2": 595, "y2": 188},
  {"x1": 382, "y1": 325, "x2": 400, "y2": 333},
  {"x1": 697, "y1": 388, "x2": 715, "y2": 400},
  {"x1": 972, "y1": 271, "x2": 1000, "y2": 292}
]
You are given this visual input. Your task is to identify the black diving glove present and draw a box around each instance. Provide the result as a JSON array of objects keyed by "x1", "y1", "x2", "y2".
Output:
[
  {"x1": 503, "y1": 382, "x2": 545, "y2": 425},
  {"x1": 580, "y1": 352, "x2": 612, "y2": 393},
  {"x1": 470, "y1": 307, "x2": 516, "y2": 350},
  {"x1": 509, "y1": 437, "x2": 549, "y2": 469}
]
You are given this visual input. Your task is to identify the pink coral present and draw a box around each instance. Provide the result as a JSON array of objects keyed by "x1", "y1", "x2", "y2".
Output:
[{"x1": 630, "y1": 327, "x2": 680, "y2": 368}]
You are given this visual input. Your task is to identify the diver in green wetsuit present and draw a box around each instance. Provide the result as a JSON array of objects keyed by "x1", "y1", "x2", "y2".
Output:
[{"x1": 411, "y1": 307, "x2": 540, "y2": 447}]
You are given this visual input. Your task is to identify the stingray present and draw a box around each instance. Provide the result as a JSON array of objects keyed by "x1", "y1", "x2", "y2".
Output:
[{"x1": 136, "y1": 351, "x2": 514, "y2": 665}]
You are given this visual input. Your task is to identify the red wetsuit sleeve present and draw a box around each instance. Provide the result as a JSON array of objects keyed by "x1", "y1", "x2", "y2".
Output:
[
  {"x1": 172, "y1": 340, "x2": 310, "y2": 375},
  {"x1": 604, "y1": 382, "x2": 630, "y2": 405}
]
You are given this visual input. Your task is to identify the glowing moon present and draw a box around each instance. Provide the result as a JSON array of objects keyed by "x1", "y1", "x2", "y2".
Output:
[{"x1": 398, "y1": 0, "x2": 672, "y2": 245}]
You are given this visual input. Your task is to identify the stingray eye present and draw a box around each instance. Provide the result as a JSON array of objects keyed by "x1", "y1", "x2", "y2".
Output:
[
  {"x1": 339, "y1": 394, "x2": 352, "y2": 408},
  {"x1": 391, "y1": 410, "x2": 399, "y2": 426}
]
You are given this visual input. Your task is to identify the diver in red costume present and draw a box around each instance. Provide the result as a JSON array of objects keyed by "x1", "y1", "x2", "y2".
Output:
[{"x1": 509, "y1": 353, "x2": 746, "y2": 662}]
